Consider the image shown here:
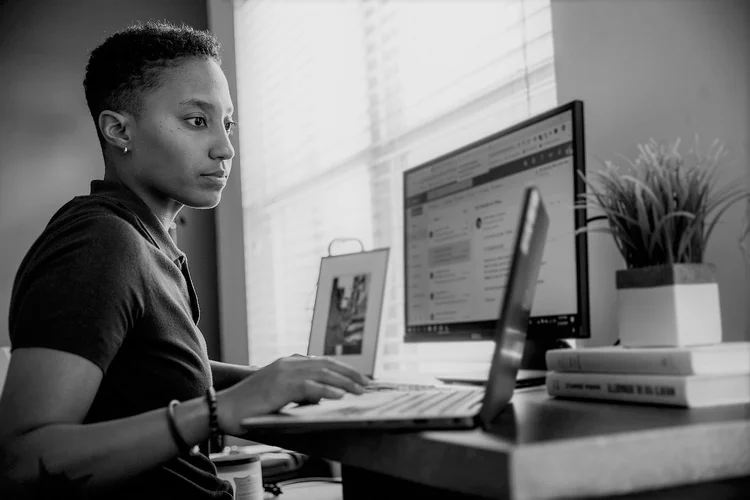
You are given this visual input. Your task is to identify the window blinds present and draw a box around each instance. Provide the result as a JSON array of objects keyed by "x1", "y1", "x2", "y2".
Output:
[{"x1": 233, "y1": 0, "x2": 556, "y2": 375}]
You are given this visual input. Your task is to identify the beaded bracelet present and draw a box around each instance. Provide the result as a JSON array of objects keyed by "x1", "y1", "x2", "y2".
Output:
[
  {"x1": 206, "y1": 386, "x2": 219, "y2": 441},
  {"x1": 167, "y1": 400, "x2": 196, "y2": 456}
]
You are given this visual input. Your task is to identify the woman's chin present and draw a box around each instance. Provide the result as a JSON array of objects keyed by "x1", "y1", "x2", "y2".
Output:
[{"x1": 183, "y1": 193, "x2": 223, "y2": 210}]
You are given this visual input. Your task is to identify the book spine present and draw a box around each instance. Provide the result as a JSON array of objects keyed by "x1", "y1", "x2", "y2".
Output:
[
  {"x1": 546, "y1": 350, "x2": 691, "y2": 375},
  {"x1": 546, "y1": 372, "x2": 689, "y2": 406}
]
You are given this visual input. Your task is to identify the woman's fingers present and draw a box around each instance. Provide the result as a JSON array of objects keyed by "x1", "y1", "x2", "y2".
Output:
[
  {"x1": 311, "y1": 367, "x2": 366, "y2": 395},
  {"x1": 302, "y1": 379, "x2": 346, "y2": 401},
  {"x1": 270, "y1": 355, "x2": 370, "y2": 403},
  {"x1": 314, "y1": 357, "x2": 370, "y2": 387}
]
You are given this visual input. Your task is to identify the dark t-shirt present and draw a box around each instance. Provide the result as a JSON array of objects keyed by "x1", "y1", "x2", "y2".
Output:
[{"x1": 9, "y1": 180, "x2": 233, "y2": 499}]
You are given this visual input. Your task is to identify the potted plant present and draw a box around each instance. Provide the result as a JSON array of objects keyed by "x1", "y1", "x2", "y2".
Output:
[{"x1": 578, "y1": 138, "x2": 748, "y2": 347}]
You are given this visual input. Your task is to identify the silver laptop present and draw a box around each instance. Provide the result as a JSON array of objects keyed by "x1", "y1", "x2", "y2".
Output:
[{"x1": 240, "y1": 186, "x2": 549, "y2": 432}]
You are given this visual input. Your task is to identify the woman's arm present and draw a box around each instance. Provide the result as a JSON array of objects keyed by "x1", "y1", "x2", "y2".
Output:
[
  {"x1": 0, "y1": 347, "x2": 368, "y2": 496},
  {"x1": 210, "y1": 360, "x2": 259, "y2": 391},
  {"x1": 0, "y1": 348, "x2": 211, "y2": 496}
]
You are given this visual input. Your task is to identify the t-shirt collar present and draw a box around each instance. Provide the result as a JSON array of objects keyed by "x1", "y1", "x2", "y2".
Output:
[{"x1": 90, "y1": 180, "x2": 184, "y2": 263}]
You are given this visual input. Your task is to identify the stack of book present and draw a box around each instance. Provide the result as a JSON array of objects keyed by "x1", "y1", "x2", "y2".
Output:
[{"x1": 545, "y1": 342, "x2": 750, "y2": 407}]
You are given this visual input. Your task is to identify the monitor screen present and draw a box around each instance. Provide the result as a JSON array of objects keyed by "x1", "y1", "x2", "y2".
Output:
[{"x1": 403, "y1": 100, "x2": 589, "y2": 342}]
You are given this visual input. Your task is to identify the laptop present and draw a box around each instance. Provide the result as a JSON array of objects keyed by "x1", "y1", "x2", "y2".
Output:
[{"x1": 240, "y1": 185, "x2": 549, "y2": 432}]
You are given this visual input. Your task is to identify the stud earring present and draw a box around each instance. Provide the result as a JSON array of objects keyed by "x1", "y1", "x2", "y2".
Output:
[{"x1": 123, "y1": 146, "x2": 129, "y2": 155}]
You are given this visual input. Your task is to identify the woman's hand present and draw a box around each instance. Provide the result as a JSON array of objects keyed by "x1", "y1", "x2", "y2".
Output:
[{"x1": 215, "y1": 355, "x2": 369, "y2": 435}]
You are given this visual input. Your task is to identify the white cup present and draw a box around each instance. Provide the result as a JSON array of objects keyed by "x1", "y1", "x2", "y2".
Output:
[{"x1": 212, "y1": 451, "x2": 263, "y2": 500}]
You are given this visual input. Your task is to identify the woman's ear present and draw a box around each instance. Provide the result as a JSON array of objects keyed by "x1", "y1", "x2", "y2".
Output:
[{"x1": 98, "y1": 110, "x2": 132, "y2": 151}]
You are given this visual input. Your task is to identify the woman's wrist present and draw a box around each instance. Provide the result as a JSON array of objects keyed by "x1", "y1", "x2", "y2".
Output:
[
  {"x1": 215, "y1": 389, "x2": 238, "y2": 436},
  {"x1": 167, "y1": 400, "x2": 195, "y2": 455},
  {"x1": 171, "y1": 396, "x2": 212, "y2": 449}
]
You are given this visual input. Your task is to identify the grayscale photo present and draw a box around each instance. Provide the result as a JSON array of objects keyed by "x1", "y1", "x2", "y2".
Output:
[{"x1": 323, "y1": 273, "x2": 370, "y2": 356}]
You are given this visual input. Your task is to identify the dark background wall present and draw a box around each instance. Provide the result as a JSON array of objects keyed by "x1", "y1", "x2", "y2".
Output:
[
  {"x1": 0, "y1": 0, "x2": 222, "y2": 358},
  {"x1": 553, "y1": 0, "x2": 750, "y2": 345}
]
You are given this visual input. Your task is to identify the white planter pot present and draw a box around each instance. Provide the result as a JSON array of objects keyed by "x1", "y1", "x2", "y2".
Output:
[{"x1": 616, "y1": 264, "x2": 722, "y2": 347}]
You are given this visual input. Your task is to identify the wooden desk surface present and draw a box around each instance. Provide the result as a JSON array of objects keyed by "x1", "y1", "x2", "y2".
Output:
[{"x1": 245, "y1": 387, "x2": 750, "y2": 499}]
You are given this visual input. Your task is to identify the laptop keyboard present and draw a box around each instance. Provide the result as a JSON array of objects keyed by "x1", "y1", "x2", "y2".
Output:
[
  {"x1": 363, "y1": 386, "x2": 484, "y2": 416},
  {"x1": 279, "y1": 385, "x2": 485, "y2": 419},
  {"x1": 365, "y1": 381, "x2": 455, "y2": 392}
]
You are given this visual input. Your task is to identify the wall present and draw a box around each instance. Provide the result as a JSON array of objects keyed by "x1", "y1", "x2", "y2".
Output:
[
  {"x1": 552, "y1": 0, "x2": 750, "y2": 345},
  {"x1": 0, "y1": 0, "x2": 223, "y2": 358}
]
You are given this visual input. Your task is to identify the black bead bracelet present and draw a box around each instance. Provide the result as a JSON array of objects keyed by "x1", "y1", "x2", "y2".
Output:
[{"x1": 206, "y1": 386, "x2": 219, "y2": 442}]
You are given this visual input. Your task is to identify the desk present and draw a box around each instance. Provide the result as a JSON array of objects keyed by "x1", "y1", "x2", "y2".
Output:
[{"x1": 244, "y1": 387, "x2": 750, "y2": 499}]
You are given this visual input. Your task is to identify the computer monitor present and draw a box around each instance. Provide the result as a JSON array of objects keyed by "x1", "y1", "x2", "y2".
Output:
[{"x1": 403, "y1": 100, "x2": 589, "y2": 343}]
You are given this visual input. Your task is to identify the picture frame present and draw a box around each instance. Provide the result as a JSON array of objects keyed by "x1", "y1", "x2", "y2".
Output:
[{"x1": 307, "y1": 248, "x2": 390, "y2": 375}]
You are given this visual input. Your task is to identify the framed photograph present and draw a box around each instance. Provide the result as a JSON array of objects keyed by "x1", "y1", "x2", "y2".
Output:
[{"x1": 307, "y1": 248, "x2": 390, "y2": 375}]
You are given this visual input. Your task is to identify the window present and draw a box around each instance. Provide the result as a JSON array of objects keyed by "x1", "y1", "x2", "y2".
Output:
[{"x1": 232, "y1": 0, "x2": 557, "y2": 376}]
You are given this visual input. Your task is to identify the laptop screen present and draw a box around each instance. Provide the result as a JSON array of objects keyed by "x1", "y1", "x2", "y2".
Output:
[{"x1": 479, "y1": 186, "x2": 549, "y2": 426}]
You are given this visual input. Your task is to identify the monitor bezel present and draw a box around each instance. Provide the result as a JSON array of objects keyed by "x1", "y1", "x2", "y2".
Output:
[{"x1": 401, "y1": 100, "x2": 590, "y2": 342}]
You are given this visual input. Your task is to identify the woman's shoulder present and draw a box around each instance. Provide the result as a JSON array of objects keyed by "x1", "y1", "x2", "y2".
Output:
[
  {"x1": 54, "y1": 193, "x2": 142, "y2": 226},
  {"x1": 26, "y1": 196, "x2": 155, "y2": 270},
  {"x1": 49, "y1": 195, "x2": 151, "y2": 245}
]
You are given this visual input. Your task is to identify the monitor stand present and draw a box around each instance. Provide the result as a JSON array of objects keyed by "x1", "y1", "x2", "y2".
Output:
[
  {"x1": 438, "y1": 337, "x2": 570, "y2": 387},
  {"x1": 521, "y1": 336, "x2": 572, "y2": 371}
]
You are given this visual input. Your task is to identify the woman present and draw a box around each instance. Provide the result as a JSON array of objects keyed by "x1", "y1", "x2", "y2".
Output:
[{"x1": 0, "y1": 21, "x2": 368, "y2": 499}]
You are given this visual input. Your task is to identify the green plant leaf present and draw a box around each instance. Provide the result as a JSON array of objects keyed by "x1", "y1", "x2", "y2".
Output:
[
  {"x1": 648, "y1": 211, "x2": 697, "y2": 259},
  {"x1": 576, "y1": 137, "x2": 749, "y2": 267},
  {"x1": 703, "y1": 190, "x2": 750, "y2": 250}
]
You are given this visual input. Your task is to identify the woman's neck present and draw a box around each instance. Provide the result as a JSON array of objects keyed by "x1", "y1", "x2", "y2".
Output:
[{"x1": 102, "y1": 169, "x2": 181, "y2": 231}]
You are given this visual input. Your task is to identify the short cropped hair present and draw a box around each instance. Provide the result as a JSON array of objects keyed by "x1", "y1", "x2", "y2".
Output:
[{"x1": 83, "y1": 21, "x2": 221, "y2": 149}]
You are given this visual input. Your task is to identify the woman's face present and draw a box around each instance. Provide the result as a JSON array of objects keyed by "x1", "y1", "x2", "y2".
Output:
[{"x1": 125, "y1": 57, "x2": 235, "y2": 215}]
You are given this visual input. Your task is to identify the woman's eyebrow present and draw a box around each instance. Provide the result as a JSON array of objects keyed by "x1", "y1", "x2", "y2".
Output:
[{"x1": 178, "y1": 98, "x2": 233, "y2": 115}]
